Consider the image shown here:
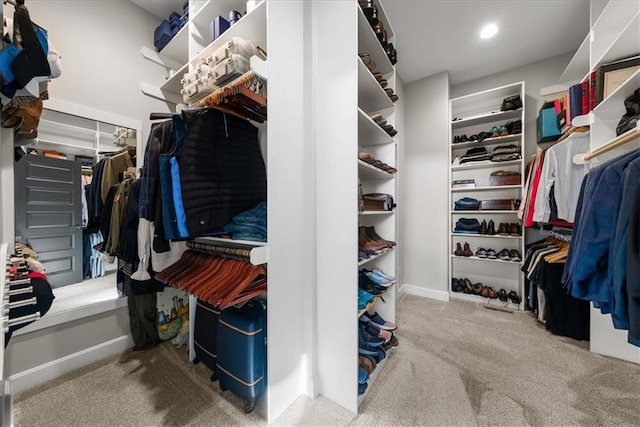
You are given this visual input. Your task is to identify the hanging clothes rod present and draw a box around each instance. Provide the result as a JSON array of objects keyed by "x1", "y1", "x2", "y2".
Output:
[{"x1": 583, "y1": 128, "x2": 640, "y2": 161}]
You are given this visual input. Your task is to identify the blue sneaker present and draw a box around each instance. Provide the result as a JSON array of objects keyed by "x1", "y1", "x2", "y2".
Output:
[
  {"x1": 365, "y1": 272, "x2": 392, "y2": 286},
  {"x1": 358, "y1": 382, "x2": 368, "y2": 395},
  {"x1": 358, "y1": 367, "x2": 369, "y2": 384},
  {"x1": 358, "y1": 289, "x2": 375, "y2": 310},
  {"x1": 358, "y1": 336, "x2": 379, "y2": 356},
  {"x1": 363, "y1": 311, "x2": 397, "y2": 331},
  {"x1": 359, "y1": 327, "x2": 385, "y2": 347},
  {"x1": 373, "y1": 268, "x2": 395, "y2": 281}
]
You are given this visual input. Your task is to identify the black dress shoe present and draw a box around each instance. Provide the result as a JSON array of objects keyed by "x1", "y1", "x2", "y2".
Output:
[
  {"x1": 479, "y1": 220, "x2": 487, "y2": 235},
  {"x1": 487, "y1": 220, "x2": 496, "y2": 235}
]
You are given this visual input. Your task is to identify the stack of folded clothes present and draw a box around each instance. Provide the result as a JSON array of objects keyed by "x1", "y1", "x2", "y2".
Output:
[
  {"x1": 491, "y1": 144, "x2": 521, "y2": 162},
  {"x1": 358, "y1": 311, "x2": 398, "y2": 395},
  {"x1": 460, "y1": 147, "x2": 491, "y2": 163},
  {"x1": 222, "y1": 202, "x2": 267, "y2": 242},
  {"x1": 358, "y1": 226, "x2": 396, "y2": 262},
  {"x1": 454, "y1": 197, "x2": 480, "y2": 211},
  {"x1": 454, "y1": 218, "x2": 481, "y2": 234}
]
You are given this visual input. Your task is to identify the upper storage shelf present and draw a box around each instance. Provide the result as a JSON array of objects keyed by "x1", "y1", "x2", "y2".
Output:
[
  {"x1": 451, "y1": 82, "x2": 523, "y2": 130},
  {"x1": 358, "y1": 108, "x2": 394, "y2": 146}
]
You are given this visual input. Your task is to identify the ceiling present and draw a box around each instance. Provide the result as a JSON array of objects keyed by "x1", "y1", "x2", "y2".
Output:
[
  {"x1": 382, "y1": 0, "x2": 591, "y2": 84},
  {"x1": 130, "y1": 0, "x2": 591, "y2": 86}
]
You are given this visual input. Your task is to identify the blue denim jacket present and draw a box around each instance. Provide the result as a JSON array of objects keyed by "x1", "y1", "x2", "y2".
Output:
[{"x1": 564, "y1": 150, "x2": 640, "y2": 307}]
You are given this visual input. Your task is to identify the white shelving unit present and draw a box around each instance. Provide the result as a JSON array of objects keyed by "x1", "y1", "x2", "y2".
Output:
[
  {"x1": 449, "y1": 82, "x2": 526, "y2": 309},
  {"x1": 540, "y1": 0, "x2": 640, "y2": 365}
]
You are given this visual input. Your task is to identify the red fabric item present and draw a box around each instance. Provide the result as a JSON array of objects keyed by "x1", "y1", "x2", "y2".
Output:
[
  {"x1": 549, "y1": 220, "x2": 573, "y2": 228},
  {"x1": 525, "y1": 152, "x2": 545, "y2": 228},
  {"x1": 27, "y1": 271, "x2": 48, "y2": 282}
]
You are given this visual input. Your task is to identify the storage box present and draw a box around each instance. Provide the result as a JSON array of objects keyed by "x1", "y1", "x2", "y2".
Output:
[
  {"x1": 154, "y1": 20, "x2": 173, "y2": 51},
  {"x1": 210, "y1": 16, "x2": 230, "y2": 43},
  {"x1": 480, "y1": 199, "x2": 515, "y2": 211},
  {"x1": 489, "y1": 175, "x2": 521, "y2": 186},
  {"x1": 537, "y1": 102, "x2": 561, "y2": 143}
]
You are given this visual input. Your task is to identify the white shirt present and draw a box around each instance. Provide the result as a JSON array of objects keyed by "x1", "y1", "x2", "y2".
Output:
[{"x1": 532, "y1": 132, "x2": 590, "y2": 223}]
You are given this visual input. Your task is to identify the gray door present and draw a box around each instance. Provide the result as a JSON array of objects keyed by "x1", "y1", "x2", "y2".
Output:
[{"x1": 15, "y1": 155, "x2": 83, "y2": 288}]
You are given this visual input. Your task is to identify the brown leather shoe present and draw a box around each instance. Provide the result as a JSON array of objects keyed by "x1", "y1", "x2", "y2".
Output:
[
  {"x1": 487, "y1": 287, "x2": 498, "y2": 299},
  {"x1": 481, "y1": 286, "x2": 490, "y2": 298},
  {"x1": 498, "y1": 223, "x2": 509, "y2": 235},
  {"x1": 454, "y1": 242, "x2": 464, "y2": 256},
  {"x1": 509, "y1": 223, "x2": 519, "y2": 235},
  {"x1": 359, "y1": 356, "x2": 373, "y2": 375},
  {"x1": 463, "y1": 242, "x2": 473, "y2": 257}
]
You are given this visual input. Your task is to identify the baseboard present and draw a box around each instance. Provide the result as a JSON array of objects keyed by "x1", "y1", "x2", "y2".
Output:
[
  {"x1": 8, "y1": 335, "x2": 133, "y2": 394},
  {"x1": 400, "y1": 284, "x2": 450, "y2": 302}
]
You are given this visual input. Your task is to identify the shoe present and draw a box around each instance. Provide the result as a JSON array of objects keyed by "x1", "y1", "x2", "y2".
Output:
[
  {"x1": 509, "y1": 223, "x2": 520, "y2": 235},
  {"x1": 487, "y1": 220, "x2": 496, "y2": 235},
  {"x1": 497, "y1": 289, "x2": 508, "y2": 302},
  {"x1": 358, "y1": 367, "x2": 370, "y2": 384},
  {"x1": 381, "y1": 334, "x2": 398, "y2": 350},
  {"x1": 486, "y1": 249, "x2": 497, "y2": 259},
  {"x1": 481, "y1": 286, "x2": 490, "y2": 298},
  {"x1": 363, "y1": 311, "x2": 397, "y2": 331},
  {"x1": 359, "y1": 356, "x2": 373, "y2": 375},
  {"x1": 487, "y1": 287, "x2": 498, "y2": 299},
  {"x1": 359, "y1": 327, "x2": 385, "y2": 347},
  {"x1": 497, "y1": 249, "x2": 511, "y2": 261},
  {"x1": 475, "y1": 248, "x2": 487, "y2": 258},
  {"x1": 507, "y1": 290, "x2": 521, "y2": 305},
  {"x1": 497, "y1": 223, "x2": 509, "y2": 235},
  {"x1": 387, "y1": 128, "x2": 398, "y2": 137},
  {"x1": 365, "y1": 324, "x2": 392, "y2": 343},
  {"x1": 509, "y1": 250, "x2": 522, "y2": 262},
  {"x1": 373, "y1": 268, "x2": 395, "y2": 281},
  {"x1": 479, "y1": 220, "x2": 487, "y2": 235},
  {"x1": 359, "y1": 336, "x2": 380, "y2": 356},
  {"x1": 472, "y1": 283, "x2": 484, "y2": 295},
  {"x1": 358, "y1": 382, "x2": 368, "y2": 396},
  {"x1": 500, "y1": 94, "x2": 522, "y2": 111},
  {"x1": 462, "y1": 242, "x2": 473, "y2": 257},
  {"x1": 463, "y1": 278, "x2": 474, "y2": 294},
  {"x1": 498, "y1": 125, "x2": 509, "y2": 136},
  {"x1": 359, "y1": 53, "x2": 376, "y2": 72},
  {"x1": 453, "y1": 136, "x2": 460, "y2": 144},
  {"x1": 454, "y1": 242, "x2": 464, "y2": 256},
  {"x1": 490, "y1": 126, "x2": 501, "y2": 138}
]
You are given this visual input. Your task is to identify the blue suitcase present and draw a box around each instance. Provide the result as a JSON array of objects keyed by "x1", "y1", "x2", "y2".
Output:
[
  {"x1": 193, "y1": 299, "x2": 220, "y2": 382},
  {"x1": 216, "y1": 299, "x2": 266, "y2": 413}
]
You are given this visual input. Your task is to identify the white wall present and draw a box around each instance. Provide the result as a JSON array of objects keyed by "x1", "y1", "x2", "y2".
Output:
[
  {"x1": 401, "y1": 53, "x2": 574, "y2": 295},
  {"x1": 28, "y1": 0, "x2": 172, "y2": 137},
  {"x1": 402, "y1": 71, "x2": 450, "y2": 295}
]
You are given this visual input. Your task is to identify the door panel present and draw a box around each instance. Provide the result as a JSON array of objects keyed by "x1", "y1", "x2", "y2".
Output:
[{"x1": 15, "y1": 156, "x2": 83, "y2": 288}]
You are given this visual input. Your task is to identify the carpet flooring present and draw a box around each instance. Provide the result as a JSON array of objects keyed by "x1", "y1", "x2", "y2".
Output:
[{"x1": 14, "y1": 295, "x2": 640, "y2": 426}]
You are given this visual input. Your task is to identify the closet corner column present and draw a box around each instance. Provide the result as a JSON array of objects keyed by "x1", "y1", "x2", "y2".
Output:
[
  {"x1": 265, "y1": 0, "x2": 316, "y2": 423},
  {"x1": 0, "y1": 128, "x2": 15, "y2": 252},
  {"x1": 313, "y1": 0, "x2": 359, "y2": 415}
]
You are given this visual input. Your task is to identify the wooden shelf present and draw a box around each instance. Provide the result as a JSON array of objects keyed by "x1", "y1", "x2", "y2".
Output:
[
  {"x1": 451, "y1": 109, "x2": 522, "y2": 130},
  {"x1": 358, "y1": 160, "x2": 395, "y2": 180},
  {"x1": 358, "y1": 109, "x2": 394, "y2": 147},
  {"x1": 451, "y1": 185, "x2": 522, "y2": 192},
  {"x1": 358, "y1": 58, "x2": 393, "y2": 113},
  {"x1": 451, "y1": 159, "x2": 521, "y2": 171}
]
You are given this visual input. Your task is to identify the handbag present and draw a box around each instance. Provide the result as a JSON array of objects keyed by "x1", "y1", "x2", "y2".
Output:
[{"x1": 616, "y1": 88, "x2": 640, "y2": 136}]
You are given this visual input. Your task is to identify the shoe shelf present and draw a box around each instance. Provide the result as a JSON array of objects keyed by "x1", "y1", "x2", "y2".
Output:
[
  {"x1": 192, "y1": 237, "x2": 268, "y2": 265},
  {"x1": 451, "y1": 159, "x2": 521, "y2": 171},
  {"x1": 451, "y1": 185, "x2": 522, "y2": 192},
  {"x1": 451, "y1": 233, "x2": 522, "y2": 239},
  {"x1": 359, "y1": 210, "x2": 395, "y2": 216},
  {"x1": 593, "y1": 68, "x2": 640, "y2": 123},
  {"x1": 450, "y1": 134, "x2": 522, "y2": 150},
  {"x1": 449, "y1": 292, "x2": 521, "y2": 311},
  {"x1": 358, "y1": 58, "x2": 393, "y2": 112},
  {"x1": 450, "y1": 210, "x2": 518, "y2": 214},
  {"x1": 451, "y1": 108, "x2": 522, "y2": 130},
  {"x1": 450, "y1": 255, "x2": 522, "y2": 265},
  {"x1": 357, "y1": 347, "x2": 394, "y2": 408},
  {"x1": 358, "y1": 160, "x2": 395, "y2": 180},
  {"x1": 358, "y1": 109, "x2": 395, "y2": 147},
  {"x1": 357, "y1": 7, "x2": 393, "y2": 75},
  {"x1": 358, "y1": 247, "x2": 394, "y2": 267}
]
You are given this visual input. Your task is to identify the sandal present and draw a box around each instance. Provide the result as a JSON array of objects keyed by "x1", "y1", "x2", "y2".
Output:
[
  {"x1": 497, "y1": 288, "x2": 508, "y2": 302},
  {"x1": 507, "y1": 291, "x2": 521, "y2": 305},
  {"x1": 464, "y1": 278, "x2": 474, "y2": 294},
  {"x1": 481, "y1": 286, "x2": 490, "y2": 298},
  {"x1": 472, "y1": 283, "x2": 484, "y2": 295},
  {"x1": 487, "y1": 287, "x2": 498, "y2": 299}
]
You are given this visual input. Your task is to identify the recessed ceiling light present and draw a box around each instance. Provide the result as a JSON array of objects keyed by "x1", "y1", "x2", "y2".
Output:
[{"x1": 480, "y1": 24, "x2": 499, "y2": 40}]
